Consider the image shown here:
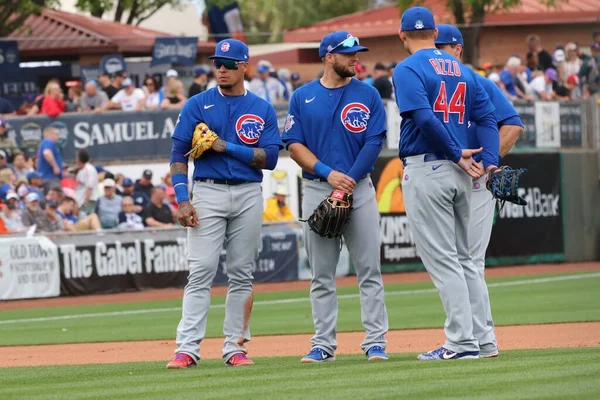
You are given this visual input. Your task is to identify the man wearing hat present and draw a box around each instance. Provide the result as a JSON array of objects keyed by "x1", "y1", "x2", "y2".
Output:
[
  {"x1": 167, "y1": 38, "x2": 282, "y2": 368},
  {"x1": 262, "y1": 184, "x2": 294, "y2": 222},
  {"x1": 99, "y1": 78, "x2": 146, "y2": 112},
  {"x1": 282, "y1": 30, "x2": 389, "y2": 363},
  {"x1": 21, "y1": 192, "x2": 64, "y2": 233},
  {"x1": 248, "y1": 62, "x2": 285, "y2": 104},
  {"x1": 121, "y1": 177, "x2": 148, "y2": 213},
  {"x1": 135, "y1": 169, "x2": 154, "y2": 198},
  {"x1": 95, "y1": 178, "x2": 122, "y2": 229},
  {"x1": 393, "y1": 8, "x2": 500, "y2": 361},
  {"x1": 1, "y1": 192, "x2": 25, "y2": 233},
  {"x1": 188, "y1": 68, "x2": 209, "y2": 98}
]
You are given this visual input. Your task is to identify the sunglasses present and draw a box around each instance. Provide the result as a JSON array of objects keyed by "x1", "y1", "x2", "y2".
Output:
[
  {"x1": 328, "y1": 36, "x2": 360, "y2": 54},
  {"x1": 213, "y1": 59, "x2": 244, "y2": 70}
]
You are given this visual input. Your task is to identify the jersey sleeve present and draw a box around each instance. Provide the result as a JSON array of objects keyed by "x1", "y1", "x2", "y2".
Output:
[
  {"x1": 281, "y1": 92, "x2": 305, "y2": 147},
  {"x1": 171, "y1": 97, "x2": 203, "y2": 143},
  {"x1": 470, "y1": 76, "x2": 495, "y2": 122},
  {"x1": 393, "y1": 65, "x2": 430, "y2": 114},
  {"x1": 257, "y1": 105, "x2": 283, "y2": 149},
  {"x1": 365, "y1": 87, "x2": 387, "y2": 146}
]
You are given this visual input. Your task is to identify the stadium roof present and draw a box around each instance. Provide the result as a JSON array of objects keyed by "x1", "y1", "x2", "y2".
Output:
[
  {"x1": 7, "y1": 8, "x2": 214, "y2": 58},
  {"x1": 284, "y1": 0, "x2": 600, "y2": 42}
]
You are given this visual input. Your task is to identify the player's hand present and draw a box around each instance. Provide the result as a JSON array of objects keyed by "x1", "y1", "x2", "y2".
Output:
[
  {"x1": 457, "y1": 148, "x2": 483, "y2": 179},
  {"x1": 327, "y1": 171, "x2": 356, "y2": 193},
  {"x1": 177, "y1": 201, "x2": 199, "y2": 227}
]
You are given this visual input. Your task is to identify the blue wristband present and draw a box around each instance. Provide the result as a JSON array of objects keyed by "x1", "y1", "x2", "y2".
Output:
[
  {"x1": 172, "y1": 173, "x2": 189, "y2": 204},
  {"x1": 313, "y1": 162, "x2": 333, "y2": 179}
]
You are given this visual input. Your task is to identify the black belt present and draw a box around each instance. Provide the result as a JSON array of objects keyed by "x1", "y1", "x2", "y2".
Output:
[
  {"x1": 306, "y1": 177, "x2": 328, "y2": 182},
  {"x1": 402, "y1": 152, "x2": 447, "y2": 167},
  {"x1": 196, "y1": 178, "x2": 250, "y2": 186}
]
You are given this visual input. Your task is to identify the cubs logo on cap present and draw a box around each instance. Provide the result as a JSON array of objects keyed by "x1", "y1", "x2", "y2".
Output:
[
  {"x1": 340, "y1": 102, "x2": 370, "y2": 133},
  {"x1": 236, "y1": 114, "x2": 265, "y2": 144},
  {"x1": 209, "y1": 39, "x2": 249, "y2": 61},
  {"x1": 415, "y1": 20, "x2": 424, "y2": 30},
  {"x1": 221, "y1": 42, "x2": 230, "y2": 52}
]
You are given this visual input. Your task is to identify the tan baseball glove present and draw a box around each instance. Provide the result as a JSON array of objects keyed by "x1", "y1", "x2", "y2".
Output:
[{"x1": 185, "y1": 122, "x2": 219, "y2": 159}]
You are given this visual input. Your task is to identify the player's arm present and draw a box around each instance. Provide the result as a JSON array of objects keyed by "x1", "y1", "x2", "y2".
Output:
[
  {"x1": 347, "y1": 90, "x2": 386, "y2": 182},
  {"x1": 498, "y1": 116, "x2": 524, "y2": 157},
  {"x1": 170, "y1": 100, "x2": 202, "y2": 228},
  {"x1": 471, "y1": 77, "x2": 500, "y2": 170}
]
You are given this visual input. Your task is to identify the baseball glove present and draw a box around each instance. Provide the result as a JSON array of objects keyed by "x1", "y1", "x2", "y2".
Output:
[
  {"x1": 486, "y1": 166, "x2": 528, "y2": 207},
  {"x1": 303, "y1": 190, "x2": 353, "y2": 239},
  {"x1": 185, "y1": 122, "x2": 219, "y2": 159}
]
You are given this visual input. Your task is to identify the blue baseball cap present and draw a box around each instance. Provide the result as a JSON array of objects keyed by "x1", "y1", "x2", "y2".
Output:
[
  {"x1": 122, "y1": 178, "x2": 134, "y2": 187},
  {"x1": 95, "y1": 164, "x2": 105, "y2": 173},
  {"x1": 318, "y1": 31, "x2": 368, "y2": 58},
  {"x1": 26, "y1": 192, "x2": 40, "y2": 202},
  {"x1": 209, "y1": 39, "x2": 249, "y2": 62},
  {"x1": 257, "y1": 64, "x2": 270, "y2": 73},
  {"x1": 194, "y1": 67, "x2": 207, "y2": 77},
  {"x1": 401, "y1": 6, "x2": 435, "y2": 32},
  {"x1": 435, "y1": 24, "x2": 463, "y2": 46},
  {"x1": 26, "y1": 171, "x2": 41, "y2": 182}
]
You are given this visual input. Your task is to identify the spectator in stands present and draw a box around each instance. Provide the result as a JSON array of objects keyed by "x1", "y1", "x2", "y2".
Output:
[
  {"x1": 104, "y1": 71, "x2": 124, "y2": 99},
  {"x1": 291, "y1": 72, "x2": 301, "y2": 90},
  {"x1": 121, "y1": 177, "x2": 148, "y2": 213},
  {"x1": 529, "y1": 68, "x2": 557, "y2": 101},
  {"x1": 16, "y1": 95, "x2": 37, "y2": 116},
  {"x1": 143, "y1": 186, "x2": 174, "y2": 227},
  {"x1": 117, "y1": 196, "x2": 145, "y2": 231},
  {"x1": 553, "y1": 49, "x2": 567, "y2": 82},
  {"x1": 160, "y1": 79, "x2": 187, "y2": 110},
  {"x1": 1, "y1": 193, "x2": 25, "y2": 233},
  {"x1": 11, "y1": 153, "x2": 30, "y2": 181},
  {"x1": 249, "y1": 64, "x2": 284, "y2": 104},
  {"x1": 135, "y1": 169, "x2": 154, "y2": 198},
  {"x1": 0, "y1": 150, "x2": 14, "y2": 174},
  {"x1": 277, "y1": 68, "x2": 294, "y2": 101},
  {"x1": 46, "y1": 186, "x2": 63, "y2": 206},
  {"x1": 0, "y1": 96, "x2": 15, "y2": 117},
  {"x1": 37, "y1": 126, "x2": 63, "y2": 193},
  {"x1": 0, "y1": 168, "x2": 15, "y2": 187},
  {"x1": 74, "y1": 149, "x2": 100, "y2": 215},
  {"x1": 99, "y1": 78, "x2": 145, "y2": 112},
  {"x1": 80, "y1": 80, "x2": 109, "y2": 112},
  {"x1": 500, "y1": 57, "x2": 528, "y2": 101},
  {"x1": 564, "y1": 43, "x2": 583, "y2": 81},
  {"x1": 40, "y1": 81, "x2": 66, "y2": 118},
  {"x1": 0, "y1": 120, "x2": 18, "y2": 158},
  {"x1": 21, "y1": 193, "x2": 64, "y2": 233},
  {"x1": 26, "y1": 172, "x2": 43, "y2": 199},
  {"x1": 527, "y1": 35, "x2": 553, "y2": 71},
  {"x1": 580, "y1": 43, "x2": 600, "y2": 93},
  {"x1": 143, "y1": 77, "x2": 162, "y2": 110},
  {"x1": 188, "y1": 68, "x2": 208, "y2": 98},
  {"x1": 526, "y1": 52, "x2": 543, "y2": 77},
  {"x1": 65, "y1": 83, "x2": 81, "y2": 113},
  {"x1": 206, "y1": 70, "x2": 218, "y2": 90},
  {"x1": 96, "y1": 178, "x2": 122, "y2": 229},
  {"x1": 263, "y1": 185, "x2": 294, "y2": 222},
  {"x1": 15, "y1": 178, "x2": 28, "y2": 199},
  {"x1": 564, "y1": 74, "x2": 582, "y2": 100},
  {"x1": 56, "y1": 195, "x2": 101, "y2": 232},
  {"x1": 372, "y1": 62, "x2": 393, "y2": 99}
]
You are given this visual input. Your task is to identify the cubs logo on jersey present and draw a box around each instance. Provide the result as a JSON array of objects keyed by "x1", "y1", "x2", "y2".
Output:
[
  {"x1": 341, "y1": 102, "x2": 370, "y2": 133},
  {"x1": 236, "y1": 114, "x2": 265, "y2": 144}
]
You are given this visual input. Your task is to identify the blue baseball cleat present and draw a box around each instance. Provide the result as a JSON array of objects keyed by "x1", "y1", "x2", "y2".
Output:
[
  {"x1": 366, "y1": 346, "x2": 389, "y2": 361},
  {"x1": 417, "y1": 346, "x2": 479, "y2": 361},
  {"x1": 301, "y1": 348, "x2": 335, "y2": 363}
]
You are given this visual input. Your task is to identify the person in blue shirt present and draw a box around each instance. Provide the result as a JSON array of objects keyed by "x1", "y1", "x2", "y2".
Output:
[
  {"x1": 167, "y1": 39, "x2": 282, "y2": 369},
  {"x1": 36, "y1": 126, "x2": 63, "y2": 194},
  {"x1": 435, "y1": 24, "x2": 524, "y2": 359},
  {"x1": 392, "y1": 7, "x2": 500, "y2": 361},
  {"x1": 282, "y1": 31, "x2": 389, "y2": 364}
]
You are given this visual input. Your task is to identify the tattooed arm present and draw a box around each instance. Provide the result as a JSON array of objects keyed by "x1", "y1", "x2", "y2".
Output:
[
  {"x1": 212, "y1": 138, "x2": 278, "y2": 170},
  {"x1": 170, "y1": 138, "x2": 198, "y2": 227}
]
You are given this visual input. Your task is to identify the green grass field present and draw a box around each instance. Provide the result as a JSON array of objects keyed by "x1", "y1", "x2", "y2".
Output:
[
  {"x1": 1, "y1": 271, "x2": 599, "y2": 346},
  {"x1": 1, "y1": 349, "x2": 599, "y2": 400}
]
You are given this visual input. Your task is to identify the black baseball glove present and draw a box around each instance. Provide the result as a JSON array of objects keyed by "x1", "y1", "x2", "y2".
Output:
[
  {"x1": 304, "y1": 190, "x2": 353, "y2": 238},
  {"x1": 486, "y1": 166, "x2": 528, "y2": 207}
]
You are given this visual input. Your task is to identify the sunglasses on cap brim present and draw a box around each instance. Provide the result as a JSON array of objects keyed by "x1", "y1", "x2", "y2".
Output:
[
  {"x1": 328, "y1": 36, "x2": 360, "y2": 54},
  {"x1": 213, "y1": 59, "x2": 245, "y2": 70}
]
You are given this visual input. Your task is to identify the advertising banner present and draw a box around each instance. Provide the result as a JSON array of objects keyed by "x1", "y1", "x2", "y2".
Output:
[
  {"x1": 151, "y1": 37, "x2": 198, "y2": 67},
  {"x1": 559, "y1": 102, "x2": 584, "y2": 147},
  {"x1": 0, "y1": 40, "x2": 20, "y2": 72},
  {"x1": 535, "y1": 101, "x2": 561, "y2": 148},
  {"x1": 0, "y1": 236, "x2": 60, "y2": 300}
]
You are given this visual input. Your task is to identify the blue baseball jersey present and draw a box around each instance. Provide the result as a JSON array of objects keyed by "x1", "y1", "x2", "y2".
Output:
[
  {"x1": 393, "y1": 49, "x2": 494, "y2": 158},
  {"x1": 468, "y1": 73, "x2": 523, "y2": 155},
  {"x1": 172, "y1": 88, "x2": 282, "y2": 182},
  {"x1": 282, "y1": 78, "x2": 387, "y2": 180}
]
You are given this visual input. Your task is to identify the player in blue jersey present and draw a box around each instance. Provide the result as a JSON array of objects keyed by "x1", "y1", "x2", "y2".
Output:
[
  {"x1": 393, "y1": 7, "x2": 500, "y2": 361},
  {"x1": 283, "y1": 31, "x2": 389, "y2": 363},
  {"x1": 435, "y1": 24, "x2": 524, "y2": 358},
  {"x1": 166, "y1": 39, "x2": 283, "y2": 369}
]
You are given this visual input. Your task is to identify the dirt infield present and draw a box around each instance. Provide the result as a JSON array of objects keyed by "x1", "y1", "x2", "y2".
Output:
[
  {"x1": 1, "y1": 262, "x2": 599, "y2": 368},
  {"x1": 2, "y1": 322, "x2": 599, "y2": 367},
  {"x1": 2, "y1": 262, "x2": 599, "y2": 311}
]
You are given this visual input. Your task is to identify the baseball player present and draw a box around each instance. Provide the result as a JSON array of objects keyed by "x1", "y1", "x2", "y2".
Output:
[
  {"x1": 283, "y1": 31, "x2": 389, "y2": 363},
  {"x1": 393, "y1": 7, "x2": 500, "y2": 360},
  {"x1": 435, "y1": 24, "x2": 524, "y2": 358},
  {"x1": 167, "y1": 39, "x2": 283, "y2": 369}
]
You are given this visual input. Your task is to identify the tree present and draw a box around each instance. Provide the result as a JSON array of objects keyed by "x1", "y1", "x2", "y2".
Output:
[
  {"x1": 76, "y1": 0, "x2": 183, "y2": 26},
  {"x1": 396, "y1": 0, "x2": 557, "y2": 65},
  {"x1": 205, "y1": 0, "x2": 375, "y2": 44},
  {"x1": 0, "y1": 0, "x2": 58, "y2": 37}
]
